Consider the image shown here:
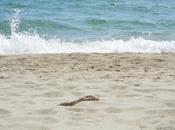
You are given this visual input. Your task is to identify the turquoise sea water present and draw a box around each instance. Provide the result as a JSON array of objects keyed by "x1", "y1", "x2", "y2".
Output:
[{"x1": 0, "y1": 0, "x2": 175, "y2": 54}]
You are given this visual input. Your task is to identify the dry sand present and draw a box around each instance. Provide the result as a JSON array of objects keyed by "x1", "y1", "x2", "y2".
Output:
[{"x1": 0, "y1": 53, "x2": 175, "y2": 130}]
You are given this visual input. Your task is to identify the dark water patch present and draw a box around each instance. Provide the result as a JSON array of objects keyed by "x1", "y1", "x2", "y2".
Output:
[
  {"x1": 0, "y1": 20, "x2": 11, "y2": 36},
  {"x1": 157, "y1": 20, "x2": 175, "y2": 29},
  {"x1": 1, "y1": 2, "x2": 26, "y2": 9},
  {"x1": 87, "y1": 19, "x2": 107, "y2": 25}
]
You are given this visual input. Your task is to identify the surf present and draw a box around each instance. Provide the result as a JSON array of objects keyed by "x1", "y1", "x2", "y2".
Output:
[{"x1": 0, "y1": 9, "x2": 175, "y2": 54}]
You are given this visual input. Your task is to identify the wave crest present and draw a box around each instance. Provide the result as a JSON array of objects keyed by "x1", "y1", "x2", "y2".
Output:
[
  {"x1": 0, "y1": 9, "x2": 175, "y2": 54},
  {"x1": 0, "y1": 32, "x2": 175, "y2": 54}
]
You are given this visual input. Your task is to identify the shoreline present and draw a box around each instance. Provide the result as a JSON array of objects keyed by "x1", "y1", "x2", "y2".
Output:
[{"x1": 0, "y1": 53, "x2": 175, "y2": 130}]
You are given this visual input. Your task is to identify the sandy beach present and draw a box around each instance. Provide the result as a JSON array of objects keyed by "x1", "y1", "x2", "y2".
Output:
[{"x1": 0, "y1": 53, "x2": 175, "y2": 130}]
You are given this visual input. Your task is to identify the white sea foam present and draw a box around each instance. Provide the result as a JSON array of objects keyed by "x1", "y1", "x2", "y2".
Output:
[
  {"x1": 0, "y1": 9, "x2": 175, "y2": 54},
  {"x1": 1, "y1": 33, "x2": 175, "y2": 54}
]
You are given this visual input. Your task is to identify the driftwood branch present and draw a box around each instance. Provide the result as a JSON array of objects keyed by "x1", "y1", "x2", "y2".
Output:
[{"x1": 60, "y1": 95, "x2": 99, "y2": 106}]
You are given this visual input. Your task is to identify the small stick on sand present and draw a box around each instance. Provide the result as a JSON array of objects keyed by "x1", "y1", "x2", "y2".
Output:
[{"x1": 60, "y1": 95, "x2": 99, "y2": 106}]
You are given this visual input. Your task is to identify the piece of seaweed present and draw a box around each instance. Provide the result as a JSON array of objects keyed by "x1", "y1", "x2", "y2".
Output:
[{"x1": 60, "y1": 95, "x2": 99, "y2": 106}]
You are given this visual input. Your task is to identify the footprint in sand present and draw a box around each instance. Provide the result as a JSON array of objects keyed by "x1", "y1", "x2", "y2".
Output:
[
  {"x1": 165, "y1": 102, "x2": 175, "y2": 108},
  {"x1": 36, "y1": 108, "x2": 57, "y2": 115},
  {"x1": 64, "y1": 85, "x2": 78, "y2": 90},
  {"x1": 71, "y1": 91, "x2": 83, "y2": 96},
  {"x1": 85, "y1": 108, "x2": 98, "y2": 113},
  {"x1": 3, "y1": 124, "x2": 50, "y2": 130},
  {"x1": 38, "y1": 91, "x2": 64, "y2": 98},
  {"x1": 161, "y1": 109, "x2": 175, "y2": 116},
  {"x1": 68, "y1": 107, "x2": 84, "y2": 112},
  {"x1": 105, "y1": 107, "x2": 122, "y2": 113},
  {"x1": 0, "y1": 108, "x2": 11, "y2": 117}
]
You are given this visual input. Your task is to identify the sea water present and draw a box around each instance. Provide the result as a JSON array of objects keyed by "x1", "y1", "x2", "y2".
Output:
[{"x1": 0, "y1": 0, "x2": 175, "y2": 54}]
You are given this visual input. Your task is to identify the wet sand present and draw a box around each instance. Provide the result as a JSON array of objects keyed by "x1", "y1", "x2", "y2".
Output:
[{"x1": 0, "y1": 53, "x2": 175, "y2": 130}]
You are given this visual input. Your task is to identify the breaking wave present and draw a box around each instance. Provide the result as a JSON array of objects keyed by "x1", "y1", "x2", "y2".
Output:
[
  {"x1": 1, "y1": 33, "x2": 175, "y2": 54},
  {"x1": 0, "y1": 9, "x2": 175, "y2": 54}
]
